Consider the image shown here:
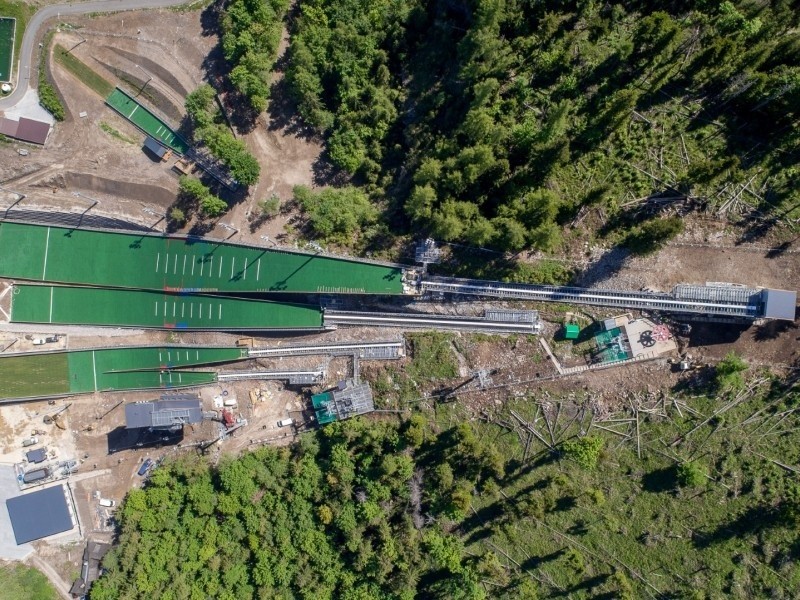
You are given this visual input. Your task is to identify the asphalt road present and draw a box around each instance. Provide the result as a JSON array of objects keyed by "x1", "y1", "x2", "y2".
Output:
[{"x1": 0, "y1": 0, "x2": 190, "y2": 111}]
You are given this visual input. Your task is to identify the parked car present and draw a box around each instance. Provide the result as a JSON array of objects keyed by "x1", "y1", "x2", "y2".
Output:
[
  {"x1": 277, "y1": 418, "x2": 294, "y2": 428},
  {"x1": 137, "y1": 458, "x2": 153, "y2": 476},
  {"x1": 32, "y1": 338, "x2": 46, "y2": 346},
  {"x1": 99, "y1": 498, "x2": 116, "y2": 508}
]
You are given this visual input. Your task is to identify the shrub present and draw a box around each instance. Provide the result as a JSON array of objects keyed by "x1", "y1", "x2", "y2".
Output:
[
  {"x1": 677, "y1": 461, "x2": 706, "y2": 488},
  {"x1": 258, "y1": 195, "x2": 281, "y2": 218},
  {"x1": 715, "y1": 351, "x2": 747, "y2": 391},
  {"x1": 38, "y1": 81, "x2": 64, "y2": 121},
  {"x1": 561, "y1": 436, "x2": 604, "y2": 469},
  {"x1": 169, "y1": 207, "x2": 186, "y2": 226},
  {"x1": 624, "y1": 217, "x2": 684, "y2": 255}
]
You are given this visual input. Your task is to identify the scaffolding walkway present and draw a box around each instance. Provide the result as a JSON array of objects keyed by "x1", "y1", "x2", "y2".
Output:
[
  {"x1": 420, "y1": 277, "x2": 762, "y2": 319},
  {"x1": 323, "y1": 309, "x2": 541, "y2": 333},
  {"x1": 217, "y1": 369, "x2": 325, "y2": 385},
  {"x1": 184, "y1": 147, "x2": 239, "y2": 191},
  {"x1": 248, "y1": 340, "x2": 404, "y2": 360}
]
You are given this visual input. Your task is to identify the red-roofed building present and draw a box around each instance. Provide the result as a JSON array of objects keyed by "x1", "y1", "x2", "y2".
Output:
[{"x1": 0, "y1": 116, "x2": 51, "y2": 144}]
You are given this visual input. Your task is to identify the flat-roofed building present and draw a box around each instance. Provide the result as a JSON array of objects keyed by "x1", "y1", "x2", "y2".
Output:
[{"x1": 125, "y1": 394, "x2": 203, "y2": 431}]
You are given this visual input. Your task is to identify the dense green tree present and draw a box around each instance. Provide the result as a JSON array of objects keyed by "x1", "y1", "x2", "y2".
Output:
[
  {"x1": 221, "y1": 0, "x2": 291, "y2": 112},
  {"x1": 293, "y1": 185, "x2": 378, "y2": 243},
  {"x1": 283, "y1": 0, "x2": 799, "y2": 253},
  {"x1": 184, "y1": 85, "x2": 262, "y2": 186},
  {"x1": 178, "y1": 176, "x2": 228, "y2": 217}
]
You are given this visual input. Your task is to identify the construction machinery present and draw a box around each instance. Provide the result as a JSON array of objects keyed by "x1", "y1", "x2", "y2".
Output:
[{"x1": 44, "y1": 403, "x2": 71, "y2": 429}]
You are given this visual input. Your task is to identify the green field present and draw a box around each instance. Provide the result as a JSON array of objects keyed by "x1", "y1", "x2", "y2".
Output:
[
  {"x1": 0, "y1": 352, "x2": 69, "y2": 399},
  {"x1": 0, "y1": 345, "x2": 246, "y2": 399},
  {"x1": 54, "y1": 44, "x2": 113, "y2": 97},
  {"x1": 0, "y1": 17, "x2": 15, "y2": 82},
  {"x1": 105, "y1": 87, "x2": 189, "y2": 153},
  {"x1": 0, "y1": 222, "x2": 405, "y2": 294},
  {"x1": 0, "y1": 563, "x2": 58, "y2": 600},
  {"x1": 10, "y1": 285, "x2": 323, "y2": 330}
]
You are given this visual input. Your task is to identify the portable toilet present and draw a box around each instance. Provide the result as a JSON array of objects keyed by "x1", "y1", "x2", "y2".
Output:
[{"x1": 564, "y1": 323, "x2": 580, "y2": 340}]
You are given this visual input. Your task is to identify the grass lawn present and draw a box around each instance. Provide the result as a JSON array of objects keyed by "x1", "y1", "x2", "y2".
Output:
[
  {"x1": 0, "y1": 352, "x2": 69, "y2": 399},
  {"x1": 100, "y1": 121, "x2": 137, "y2": 144},
  {"x1": 407, "y1": 332, "x2": 459, "y2": 380},
  {"x1": 0, "y1": 563, "x2": 58, "y2": 600},
  {"x1": 53, "y1": 44, "x2": 113, "y2": 97}
]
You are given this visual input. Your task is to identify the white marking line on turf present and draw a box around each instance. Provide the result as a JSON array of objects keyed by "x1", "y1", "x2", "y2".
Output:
[
  {"x1": 199, "y1": 304, "x2": 203, "y2": 319},
  {"x1": 209, "y1": 256, "x2": 213, "y2": 277},
  {"x1": 256, "y1": 258, "x2": 260, "y2": 281},
  {"x1": 243, "y1": 258, "x2": 247, "y2": 280},
  {"x1": 49, "y1": 286, "x2": 54, "y2": 323},
  {"x1": 173, "y1": 254, "x2": 177, "y2": 274},
  {"x1": 190, "y1": 304, "x2": 193, "y2": 319},
  {"x1": 208, "y1": 304, "x2": 211, "y2": 320},
  {"x1": 200, "y1": 257, "x2": 204, "y2": 277},
  {"x1": 129, "y1": 105, "x2": 138, "y2": 119},
  {"x1": 218, "y1": 304, "x2": 222, "y2": 320},
  {"x1": 173, "y1": 302, "x2": 176, "y2": 317},
  {"x1": 154, "y1": 302, "x2": 158, "y2": 316},
  {"x1": 156, "y1": 253, "x2": 160, "y2": 272},
  {"x1": 182, "y1": 255, "x2": 187, "y2": 275},
  {"x1": 191, "y1": 256, "x2": 195, "y2": 276},
  {"x1": 92, "y1": 351, "x2": 98, "y2": 392},
  {"x1": 42, "y1": 227, "x2": 50, "y2": 280},
  {"x1": 218, "y1": 257, "x2": 222, "y2": 278},
  {"x1": 164, "y1": 254, "x2": 169, "y2": 273},
  {"x1": 181, "y1": 304, "x2": 185, "y2": 318},
  {"x1": 163, "y1": 301, "x2": 167, "y2": 316},
  {"x1": 230, "y1": 257, "x2": 235, "y2": 279}
]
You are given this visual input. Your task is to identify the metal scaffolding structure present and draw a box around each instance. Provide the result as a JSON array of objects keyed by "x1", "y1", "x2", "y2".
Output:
[{"x1": 418, "y1": 277, "x2": 789, "y2": 319}]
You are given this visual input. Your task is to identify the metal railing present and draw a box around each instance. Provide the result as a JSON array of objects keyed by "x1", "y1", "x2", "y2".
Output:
[
  {"x1": 323, "y1": 310, "x2": 541, "y2": 333},
  {"x1": 248, "y1": 340, "x2": 404, "y2": 360}
]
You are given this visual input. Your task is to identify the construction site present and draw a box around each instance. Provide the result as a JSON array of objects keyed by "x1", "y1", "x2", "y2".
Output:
[{"x1": 0, "y1": 2, "x2": 796, "y2": 597}]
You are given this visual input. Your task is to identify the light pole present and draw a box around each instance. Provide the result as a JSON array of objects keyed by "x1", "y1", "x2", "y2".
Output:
[
  {"x1": 134, "y1": 64, "x2": 152, "y2": 96},
  {"x1": 0, "y1": 186, "x2": 26, "y2": 218},
  {"x1": 142, "y1": 207, "x2": 166, "y2": 231},
  {"x1": 218, "y1": 222, "x2": 238, "y2": 240},
  {"x1": 66, "y1": 34, "x2": 87, "y2": 54},
  {"x1": 72, "y1": 192, "x2": 99, "y2": 226}
]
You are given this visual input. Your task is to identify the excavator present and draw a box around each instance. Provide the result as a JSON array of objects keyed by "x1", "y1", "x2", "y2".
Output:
[{"x1": 43, "y1": 403, "x2": 71, "y2": 430}]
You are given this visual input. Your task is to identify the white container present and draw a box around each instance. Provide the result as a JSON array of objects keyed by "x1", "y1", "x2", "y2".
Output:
[{"x1": 277, "y1": 418, "x2": 294, "y2": 427}]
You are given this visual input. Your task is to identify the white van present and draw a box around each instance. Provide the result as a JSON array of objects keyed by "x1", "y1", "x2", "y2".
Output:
[
  {"x1": 99, "y1": 498, "x2": 116, "y2": 507},
  {"x1": 277, "y1": 418, "x2": 294, "y2": 428}
]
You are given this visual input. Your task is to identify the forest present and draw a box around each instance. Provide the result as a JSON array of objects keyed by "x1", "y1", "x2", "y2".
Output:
[
  {"x1": 284, "y1": 0, "x2": 799, "y2": 253},
  {"x1": 91, "y1": 340, "x2": 800, "y2": 599}
]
